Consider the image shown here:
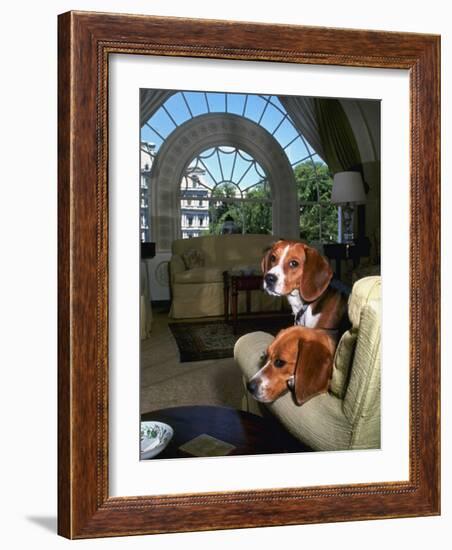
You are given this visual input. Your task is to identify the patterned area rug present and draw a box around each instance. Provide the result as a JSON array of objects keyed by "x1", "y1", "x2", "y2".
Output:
[{"x1": 168, "y1": 315, "x2": 293, "y2": 362}]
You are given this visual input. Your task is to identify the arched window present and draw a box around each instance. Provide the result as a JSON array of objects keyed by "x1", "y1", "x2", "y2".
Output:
[
  {"x1": 140, "y1": 91, "x2": 336, "y2": 244},
  {"x1": 180, "y1": 146, "x2": 271, "y2": 238}
]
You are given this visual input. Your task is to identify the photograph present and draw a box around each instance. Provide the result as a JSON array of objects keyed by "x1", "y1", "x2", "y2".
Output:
[
  {"x1": 54, "y1": 8, "x2": 440, "y2": 538},
  {"x1": 1, "y1": 0, "x2": 447, "y2": 546},
  {"x1": 139, "y1": 88, "x2": 381, "y2": 460}
]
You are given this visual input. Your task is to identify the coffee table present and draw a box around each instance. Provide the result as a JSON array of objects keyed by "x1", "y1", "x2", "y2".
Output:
[
  {"x1": 223, "y1": 271, "x2": 263, "y2": 334},
  {"x1": 141, "y1": 405, "x2": 310, "y2": 459}
]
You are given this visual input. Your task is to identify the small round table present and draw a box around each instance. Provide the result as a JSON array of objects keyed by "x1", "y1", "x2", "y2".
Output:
[{"x1": 141, "y1": 405, "x2": 310, "y2": 459}]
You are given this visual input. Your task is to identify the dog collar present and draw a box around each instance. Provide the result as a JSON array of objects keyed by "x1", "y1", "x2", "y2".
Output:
[
  {"x1": 294, "y1": 303, "x2": 309, "y2": 325},
  {"x1": 295, "y1": 281, "x2": 336, "y2": 325}
]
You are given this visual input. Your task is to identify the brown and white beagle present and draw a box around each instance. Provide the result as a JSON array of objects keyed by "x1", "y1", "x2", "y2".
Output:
[
  {"x1": 262, "y1": 239, "x2": 348, "y2": 330},
  {"x1": 246, "y1": 326, "x2": 336, "y2": 405}
]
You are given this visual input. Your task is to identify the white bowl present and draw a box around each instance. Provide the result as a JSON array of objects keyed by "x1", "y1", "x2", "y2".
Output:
[{"x1": 140, "y1": 421, "x2": 174, "y2": 459}]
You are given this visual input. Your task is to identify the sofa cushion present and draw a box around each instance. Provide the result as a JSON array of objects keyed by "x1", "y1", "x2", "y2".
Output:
[
  {"x1": 330, "y1": 276, "x2": 381, "y2": 399},
  {"x1": 343, "y1": 303, "x2": 381, "y2": 429},
  {"x1": 227, "y1": 264, "x2": 261, "y2": 276},
  {"x1": 330, "y1": 330, "x2": 357, "y2": 399},
  {"x1": 172, "y1": 234, "x2": 275, "y2": 267},
  {"x1": 174, "y1": 266, "x2": 224, "y2": 284},
  {"x1": 181, "y1": 248, "x2": 205, "y2": 270}
]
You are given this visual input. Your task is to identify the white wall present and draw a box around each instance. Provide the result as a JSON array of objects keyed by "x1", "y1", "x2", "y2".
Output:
[{"x1": 1, "y1": 1, "x2": 450, "y2": 548}]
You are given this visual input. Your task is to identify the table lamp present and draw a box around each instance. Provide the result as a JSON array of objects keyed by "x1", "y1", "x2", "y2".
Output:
[{"x1": 331, "y1": 171, "x2": 366, "y2": 243}]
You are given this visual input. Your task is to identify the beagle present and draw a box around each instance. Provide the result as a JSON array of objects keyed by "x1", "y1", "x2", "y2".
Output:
[
  {"x1": 261, "y1": 240, "x2": 348, "y2": 330},
  {"x1": 246, "y1": 326, "x2": 336, "y2": 405}
]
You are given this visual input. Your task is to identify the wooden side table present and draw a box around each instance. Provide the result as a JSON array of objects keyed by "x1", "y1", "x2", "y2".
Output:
[{"x1": 223, "y1": 271, "x2": 263, "y2": 334}]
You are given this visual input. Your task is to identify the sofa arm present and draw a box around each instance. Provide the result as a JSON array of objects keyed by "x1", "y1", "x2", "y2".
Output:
[
  {"x1": 234, "y1": 331, "x2": 275, "y2": 379},
  {"x1": 169, "y1": 254, "x2": 186, "y2": 284},
  {"x1": 234, "y1": 332, "x2": 275, "y2": 415}
]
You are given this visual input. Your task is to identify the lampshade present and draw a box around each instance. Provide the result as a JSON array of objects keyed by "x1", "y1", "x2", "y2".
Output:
[{"x1": 331, "y1": 171, "x2": 366, "y2": 204}]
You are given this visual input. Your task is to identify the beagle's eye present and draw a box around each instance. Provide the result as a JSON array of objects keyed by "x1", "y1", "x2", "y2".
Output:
[
  {"x1": 274, "y1": 358, "x2": 286, "y2": 368},
  {"x1": 270, "y1": 254, "x2": 276, "y2": 263},
  {"x1": 289, "y1": 260, "x2": 299, "y2": 268}
]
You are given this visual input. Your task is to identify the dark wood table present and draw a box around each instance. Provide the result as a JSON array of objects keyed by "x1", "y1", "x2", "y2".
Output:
[
  {"x1": 223, "y1": 271, "x2": 264, "y2": 334},
  {"x1": 141, "y1": 405, "x2": 310, "y2": 459}
]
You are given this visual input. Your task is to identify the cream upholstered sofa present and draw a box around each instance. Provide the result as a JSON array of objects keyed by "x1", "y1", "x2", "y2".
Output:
[
  {"x1": 234, "y1": 276, "x2": 381, "y2": 451},
  {"x1": 169, "y1": 234, "x2": 283, "y2": 319}
]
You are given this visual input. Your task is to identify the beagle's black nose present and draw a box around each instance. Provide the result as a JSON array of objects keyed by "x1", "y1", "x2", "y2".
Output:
[
  {"x1": 264, "y1": 273, "x2": 277, "y2": 287},
  {"x1": 246, "y1": 379, "x2": 258, "y2": 395}
]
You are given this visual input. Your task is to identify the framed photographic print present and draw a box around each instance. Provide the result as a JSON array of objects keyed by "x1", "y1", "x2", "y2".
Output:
[{"x1": 58, "y1": 11, "x2": 440, "y2": 538}]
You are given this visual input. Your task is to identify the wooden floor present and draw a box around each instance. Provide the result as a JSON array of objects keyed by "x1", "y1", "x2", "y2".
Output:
[{"x1": 140, "y1": 309, "x2": 245, "y2": 414}]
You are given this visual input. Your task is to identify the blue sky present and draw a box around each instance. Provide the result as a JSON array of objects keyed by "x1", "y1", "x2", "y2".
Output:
[{"x1": 140, "y1": 91, "x2": 323, "y2": 191}]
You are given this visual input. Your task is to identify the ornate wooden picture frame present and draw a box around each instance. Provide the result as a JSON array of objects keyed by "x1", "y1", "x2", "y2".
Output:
[{"x1": 58, "y1": 11, "x2": 440, "y2": 539}]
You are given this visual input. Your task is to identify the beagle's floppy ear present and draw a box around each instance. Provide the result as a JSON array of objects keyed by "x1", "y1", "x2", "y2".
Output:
[
  {"x1": 261, "y1": 247, "x2": 272, "y2": 274},
  {"x1": 261, "y1": 241, "x2": 281, "y2": 274},
  {"x1": 299, "y1": 245, "x2": 333, "y2": 302},
  {"x1": 293, "y1": 338, "x2": 333, "y2": 406}
]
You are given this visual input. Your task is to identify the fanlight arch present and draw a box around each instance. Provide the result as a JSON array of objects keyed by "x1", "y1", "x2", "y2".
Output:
[
  {"x1": 150, "y1": 113, "x2": 298, "y2": 251},
  {"x1": 180, "y1": 145, "x2": 272, "y2": 238}
]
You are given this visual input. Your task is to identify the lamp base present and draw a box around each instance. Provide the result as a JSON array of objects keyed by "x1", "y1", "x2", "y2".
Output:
[{"x1": 341, "y1": 204, "x2": 355, "y2": 244}]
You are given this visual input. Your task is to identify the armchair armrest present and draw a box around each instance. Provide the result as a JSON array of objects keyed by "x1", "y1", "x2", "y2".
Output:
[
  {"x1": 342, "y1": 303, "x2": 381, "y2": 449},
  {"x1": 169, "y1": 254, "x2": 186, "y2": 284}
]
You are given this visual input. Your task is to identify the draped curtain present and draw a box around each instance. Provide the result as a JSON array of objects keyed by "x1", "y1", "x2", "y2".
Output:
[
  {"x1": 313, "y1": 98, "x2": 362, "y2": 173},
  {"x1": 280, "y1": 96, "x2": 365, "y2": 243},
  {"x1": 279, "y1": 96, "x2": 362, "y2": 174}
]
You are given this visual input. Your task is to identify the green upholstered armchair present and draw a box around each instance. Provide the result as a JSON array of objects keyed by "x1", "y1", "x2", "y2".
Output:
[{"x1": 234, "y1": 276, "x2": 381, "y2": 451}]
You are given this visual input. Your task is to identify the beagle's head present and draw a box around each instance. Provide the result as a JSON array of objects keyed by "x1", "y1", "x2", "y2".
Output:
[
  {"x1": 246, "y1": 326, "x2": 335, "y2": 405},
  {"x1": 261, "y1": 240, "x2": 333, "y2": 302}
]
